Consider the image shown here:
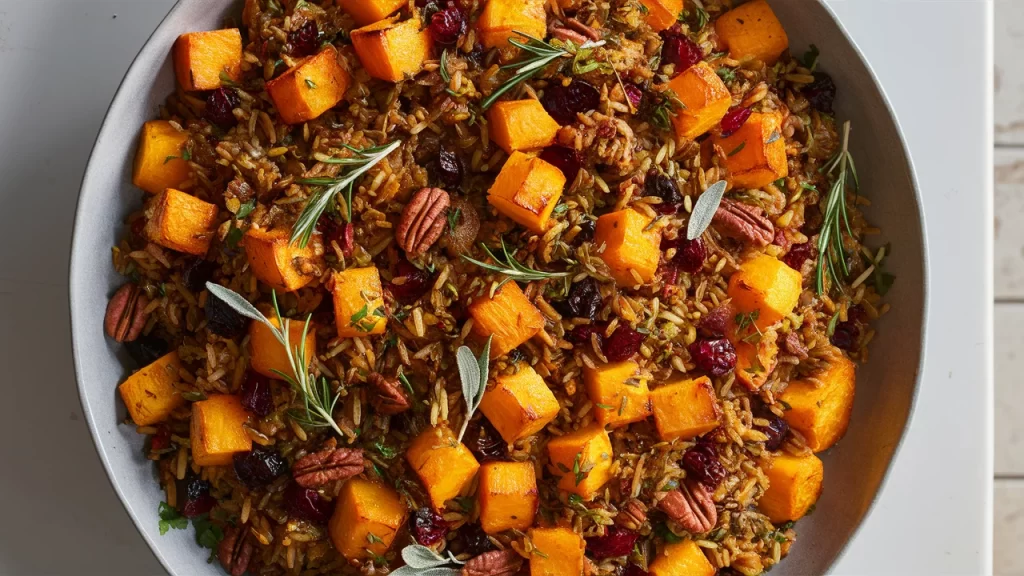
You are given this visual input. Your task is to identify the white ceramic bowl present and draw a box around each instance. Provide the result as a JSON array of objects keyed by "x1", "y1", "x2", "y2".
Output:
[{"x1": 70, "y1": 1, "x2": 927, "y2": 574}]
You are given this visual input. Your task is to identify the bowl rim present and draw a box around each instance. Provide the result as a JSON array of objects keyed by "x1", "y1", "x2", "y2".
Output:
[{"x1": 68, "y1": 1, "x2": 929, "y2": 574}]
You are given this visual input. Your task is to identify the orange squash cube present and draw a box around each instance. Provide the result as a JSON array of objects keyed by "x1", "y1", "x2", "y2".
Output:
[
  {"x1": 468, "y1": 281, "x2": 545, "y2": 358},
  {"x1": 733, "y1": 329, "x2": 779, "y2": 391},
  {"x1": 488, "y1": 100, "x2": 560, "y2": 153},
  {"x1": 144, "y1": 188, "x2": 218, "y2": 256},
  {"x1": 712, "y1": 111, "x2": 788, "y2": 190},
  {"x1": 477, "y1": 0, "x2": 546, "y2": 56},
  {"x1": 478, "y1": 461, "x2": 538, "y2": 534},
  {"x1": 479, "y1": 363, "x2": 560, "y2": 443},
  {"x1": 639, "y1": 0, "x2": 682, "y2": 33},
  {"x1": 759, "y1": 452, "x2": 823, "y2": 523},
  {"x1": 242, "y1": 227, "x2": 323, "y2": 292},
  {"x1": 329, "y1": 478, "x2": 408, "y2": 561},
  {"x1": 173, "y1": 29, "x2": 243, "y2": 91},
  {"x1": 406, "y1": 424, "x2": 481, "y2": 511},
  {"x1": 649, "y1": 540, "x2": 716, "y2": 576},
  {"x1": 667, "y1": 61, "x2": 731, "y2": 140},
  {"x1": 118, "y1": 351, "x2": 185, "y2": 426},
  {"x1": 546, "y1": 424, "x2": 613, "y2": 500},
  {"x1": 337, "y1": 0, "x2": 406, "y2": 26},
  {"x1": 715, "y1": 0, "x2": 789, "y2": 65},
  {"x1": 266, "y1": 46, "x2": 351, "y2": 124},
  {"x1": 727, "y1": 254, "x2": 802, "y2": 331},
  {"x1": 132, "y1": 120, "x2": 191, "y2": 195},
  {"x1": 190, "y1": 394, "x2": 252, "y2": 466},
  {"x1": 331, "y1": 267, "x2": 387, "y2": 338},
  {"x1": 351, "y1": 18, "x2": 432, "y2": 82},
  {"x1": 594, "y1": 209, "x2": 662, "y2": 287},
  {"x1": 529, "y1": 527, "x2": 585, "y2": 576},
  {"x1": 650, "y1": 376, "x2": 721, "y2": 441},
  {"x1": 248, "y1": 316, "x2": 316, "y2": 380},
  {"x1": 780, "y1": 348, "x2": 856, "y2": 452},
  {"x1": 487, "y1": 151, "x2": 566, "y2": 234},
  {"x1": 584, "y1": 361, "x2": 652, "y2": 428}
]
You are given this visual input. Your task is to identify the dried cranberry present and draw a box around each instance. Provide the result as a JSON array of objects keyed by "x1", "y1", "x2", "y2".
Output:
[
  {"x1": 464, "y1": 42, "x2": 485, "y2": 67},
  {"x1": 204, "y1": 88, "x2": 240, "y2": 128},
  {"x1": 697, "y1": 307, "x2": 729, "y2": 338},
  {"x1": 847, "y1": 304, "x2": 868, "y2": 324},
  {"x1": 624, "y1": 84, "x2": 643, "y2": 109},
  {"x1": 429, "y1": 2, "x2": 466, "y2": 45},
  {"x1": 389, "y1": 259, "x2": 434, "y2": 304},
  {"x1": 559, "y1": 277, "x2": 603, "y2": 320},
  {"x1": 182, "y1": 475, "x2": 216, "y2": 518},
  {"x1": 755, "y1": 411, "x2": 790, "y2": 451},
  {"x1": 410, "y1": 507, "x2": 450, "y2": 545},
  {"x1": 183, "y1": 258, "x2": 217, "y2": 292},
  {"x1": 604, "y1": 325, "x2": 644, "y2": 362},
  {"x1": 539, "y1": 146, "x2": 582, "y2": 186},
  {"x1": 436, "y1": 147, "x2": 464, "y2": 188},
  {"x1": 233, "y1": 447, "x2": 288, "y2": 489},
  {"x1": 577, "y1": 219, "x2": 596, "y2": 241},
  {"x1": 289, "y1": 21, "x2": 320, "y2": 57},
  {"x1": 454, "y1": 523, "x2": 494, "y2": 556},
  {"x1": 319, "y1": 218, "x2": 354, "y2": 256},
  {"x1": 720, "y1": 107, "x2": 752, "y2": 137},
  {"x1": 644, "y1": 173, "x2": 682, "y2": 214},
  {"x1": 688, "y1": 338, "x2": 736, "y2": 376},
  {"x1": 783, "y1": 242, "x2": 814, "y2": 271},
  {"x1": 661, "y1": 33, "x2": 703, "y2": 74},
  {"x1": 241, "y1": 372, "x2": 274, "y2": 417},
  {"x1": 150, "y1": 426, "x2": 171, "y2": 452},
  {"x1": 623, "y1": 565, "x2": 650, "y2": 576},
  {"x1": 542, "y1": 81, "x2": 600, "y2": 125},
  {"x1": 831, "y1": 321, "x2": 860, "y2": 352},
  {"x1": 464, "y1": 419, "x2": 507, "y2": 462},
  {"x1": 125, "y1": 334, "x2": 170, "y2": 368},
  {"x1": 569, "y1": 323, "x2": 605, "y2": 349},
  {"x1": 804, "y1": 72, "x2": 837, "y2": 114},
  {"x1": 586, "y1": 527, "x2": 640, "y2": 559},
  {"x1": 205, "y1": 289, "x2": 248, "y2": 338},
  {"x1": 284, "y1": 483, "x2": 333, "y2": 524},
  {"x1": 681, "y1": 441, "x2": 726, "y2": 488},
  {"x1": 672, "y1": 237, "x2": 707, "y2": 274}
]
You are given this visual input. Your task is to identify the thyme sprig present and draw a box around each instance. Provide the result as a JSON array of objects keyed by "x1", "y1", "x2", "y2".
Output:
[
  {"x1": 815, "y1": 120, "x2": 859, "y2": 295},
  {"x1": 292, "y1": 140, "x2": 401, "y2": 247},
  {"x1": 462, "y1": 237, "x2": 572, "y2": 286},
  {"x1": 204, "y1": 283, "x2": 344, "y2": 438},
  {"x1": 480, "y1": 32, "x2": 606, "y2": 110}
]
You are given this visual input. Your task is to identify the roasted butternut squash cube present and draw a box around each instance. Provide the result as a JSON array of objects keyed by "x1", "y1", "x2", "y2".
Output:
[
  {"x1": 337, "y1": 0, "x2": 406, "y2": 26},
  {"x1": 478, "y1": 461, "x2": 538, "y2": 534},
  {"x1": 715, "y1": 0, "x2": 789, "y2": 65},
  {"x1": 584, "y1": 361, "x2": 652, "y2": 428},
  {"x1": 118, "y1": 351, "x2": 185, "y2": 426},
  {"x1": 759, "y1": 452, "x2": 823, "y2": 523},
  {"x1": 639, "y1": 0, "x2": 682, "y2": 33},
  {"x1": 190, "y1": 394, "x2": 252, "y2": 466},
  {"x1": 248, "y1": 316, "x2": 316, "y2": 380},
  {"x1": 487, "y1": 151, "x2": 566, "y2": 233},
  {"x1": 173, "y1": 29, "x2": 243, "y2": 91},
  {"x1": 649, "y1": 540, "x2": 716, "y2": 576},
  {"x1": 242, "y1": 227, "x2": 323, "y2": 292},
  {"x1": 133, "y1": 120, "x2": 191, "y2": 195},
  {"x1": 477, "y1": 0, "x2": 546, "y2": 57},
  {"x1": 144, "y1": 188, "x2": 218, "y2": 256},
  {"x1": 734, "y1": 329, "x2": 778, "y2": 391},
  {"x1": 331, "y1": 267, "x2": 387, "y2": 338},
  {"x1": 266, "y1": 46, "x2": 350, "y2": 124},
  {"x1": 468, "y1": 281, "x2": 545, "y2": 358},
  {"x1": 667, "y1": 61, "x2": 731, "y2": 140},
  {"x1": 479, "y1": 363, "x2": 559, "y2": 443},
  {"x1": 329, "y1": 478, "x2": 407, "y2": 561},
  {"x1": 546, "y1": 424, "x2": 613, "y2": 500},
  {"x1": 712, "y1": 112, "x2": 788, "y2": 190},
  {"x1": 488, "y1": 100, "x2": 560, "y2": 153},
  {"x1": 594, "y1": 209, "x2": 662, "y2": 287},
  {"x1": 351, "y1": 18, "x2": 432, "y2": 82},
  {"x1": 406, "y1": 424, "x2": 481, "y2": 511},
  {"x1": 727, "y1": 254, "x2": 802, "y2": 331},
  {"x1": 529, "y1": 527, "x2": 585, "y2": 576},
  {"x1": 780, "y1": 348, "x2": 856, "y2": 452},
  {"x1": 650, "y1": 376, "x2": 721, "y2": 441}
]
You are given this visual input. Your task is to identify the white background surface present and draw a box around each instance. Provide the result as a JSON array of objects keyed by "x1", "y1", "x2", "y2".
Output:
[{"x1": 0, "y1": 0, "x2": 991, "y2": 574}]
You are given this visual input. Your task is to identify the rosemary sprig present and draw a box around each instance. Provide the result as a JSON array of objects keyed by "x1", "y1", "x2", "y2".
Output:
[
  {"x1": 291, "y1": 140, "x2": 401, "y2": 247},
  {"x1": 204, "y1": 283, "x2": 345, "y2": 438},
  {"x1": 480, "y1": 32, "x2": 605, "y2": 110},
  {"x1": 439, "y1": 49, "x2": 457, "y2": 97},
  {"x1": 462, "y1": 237, "x2": 572, "y2": 285},
  {"x1": 815, "y1": 120, "x2": 859, "y2": 295}
]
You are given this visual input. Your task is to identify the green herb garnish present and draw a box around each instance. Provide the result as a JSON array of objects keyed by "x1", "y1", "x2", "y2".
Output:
[
  {"x1": 815, "y1": 120, "x2": 858, "y2": 295},
  {"x1": 462, "y1": 237, "x2": 571, "y2": 287},
  {"x1": 158, "y1": 502, "x2": 188, "y2": 535},
  {"x1": 456, "y1": 336, "x2": 492, "y2": 442}
]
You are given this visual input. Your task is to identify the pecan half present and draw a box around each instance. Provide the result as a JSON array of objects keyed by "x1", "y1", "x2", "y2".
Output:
[
  {"x1": 549, "y1": 20, "x2": 590, "y2": 45},
  {"x1": 658, "y1": 480, "x2": 717, "y2": 534},
  {"x1": 566, "y1": 17, "x2": 602, "y2": 41},
  {"x1": 712, "y1": 198, "x2": 774, "y2": 247},
  {"x1": 292, "y1": 446, "x2": 364, "y2": 488},
  {"x1": 782, "y1": 331, "x2": 809, "y2": 360},
  {"x1": 218, "y1": 526, "x2": 254, "y2": 576},
  {"x1": 397, "y1": 187, "x2": 450, "y2": 256},
  {"x1": 104, "y1": 283, "x2": 150, "y2": 342},
  {"x1": 367, "y1": 372, "x2": 411, "y2": 415},
  {"x1": 615, "y1": 498, "x2": 648, "y2": 530},
  {"x1": 462, "y1": 549, "x2": 523, "y2": 576}
]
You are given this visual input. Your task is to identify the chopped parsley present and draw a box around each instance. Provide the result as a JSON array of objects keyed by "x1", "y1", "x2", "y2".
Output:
[{"x1": 158, "y1": 502, "x2": 188, "y2": 535}]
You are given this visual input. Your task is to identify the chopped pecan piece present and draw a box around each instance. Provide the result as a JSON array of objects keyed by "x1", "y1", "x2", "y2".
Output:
[
  {"x1": 566, "y1": 17, "x2": 602, "y2": 41},
  {"x1": 218, "y1": 526, "x2": 254, "y2": 576},
  {"x1": 292, "y1": 446, "x2": 364, "y2": 488},
  {"x1": 782, "y1": 331, "x2": 809, "y2": 360},
  {"x1": 462, "y1": 549, "x2": 522, "y2": 576},
  {"x1": 397, "y1": 187, "x2": 450, "y2": 256},
  {"x1": 549, "y1": 19, "x2": 590, "y2": 45},
  {"x1": 712, "y1": 198, "x2": 774, "y2": 247},
  {"x1": 367, "y1": 372, "x2": 411, "y2": 415},
  {"x1": 615, "y1": 498, "x2": 648, "y2": 530},
  {"x1": 658, "y1": 480, "x2": 717, "y2": 534}
]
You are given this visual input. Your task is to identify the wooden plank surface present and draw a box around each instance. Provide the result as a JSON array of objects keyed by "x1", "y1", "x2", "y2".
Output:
[
  {"x1": 997, "y1": 480, "x2": 1024, "y2": 575},
  {"x1": 996, "y1": 0, "x2": 1024, "y2": 145},
  {"x1": 995, "y1": 149, "x2": 1024, "y2": 299},
  {"x1": 996, "y1": 305, "x2": 1024, "y2": 476}
]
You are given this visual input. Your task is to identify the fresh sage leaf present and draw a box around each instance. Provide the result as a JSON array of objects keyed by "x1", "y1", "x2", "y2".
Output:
[
  {"x1": 401, "y1": 545, "x2": 449, "y2": 569},
  {"x1": 205, "y1": 283, "x2": 269, "y2": 326},
  {"x1": 686, "y1": 180, "x2": 727, "y2": 240},
  {"x1": 455, "y1": 335, "x2": 493, "y2": 441}
]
